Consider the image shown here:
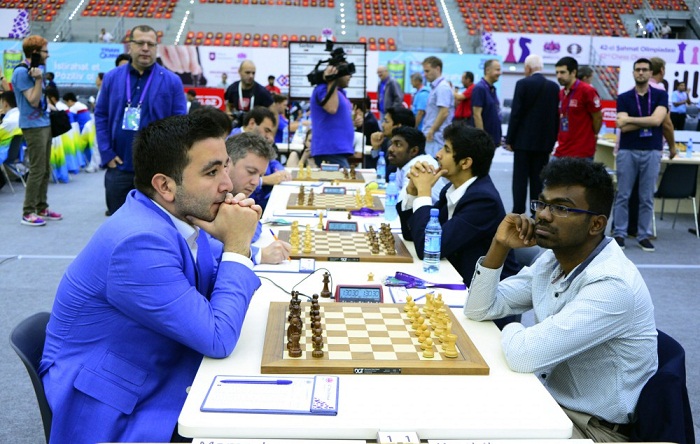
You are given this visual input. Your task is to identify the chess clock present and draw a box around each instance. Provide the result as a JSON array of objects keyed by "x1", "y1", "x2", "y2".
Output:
[
  {"x1": 334, "y1": 285, "x2": 384, "y2": 303},
  {"x1": 325, "y1": 221, "x2": 359, "y2": 232},
  {"x1": 322, "y1": 186, "x2": 347, "y2": 195},
  {"x1": 320, "y1": 163, "x2": 340, "y2": 171}
]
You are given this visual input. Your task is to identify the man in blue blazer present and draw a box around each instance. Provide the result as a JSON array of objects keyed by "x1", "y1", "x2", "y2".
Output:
[
  {"x1": 504, "y1": 54, "x2": 559, "y2": 215},
  {"x1": 95, "y1": 24, "x2": 187, "y2": 216},
  {"x1": 398, "y1": 124, "x2": 520, "y2": 328},
  {"x1": 40, "y1": 111, "x2": 262, "y2": 443}
]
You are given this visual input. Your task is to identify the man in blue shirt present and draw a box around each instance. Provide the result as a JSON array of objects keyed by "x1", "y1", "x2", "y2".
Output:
[
  {"x1": 421, "y1": 56, "x2": 454, "y2": 157},
  {"x1": 670, "y1": 81, "x2": 691, "y2": 131},
  {"x1": 613, "y1": 58, "x2": 669, "y2": 252},
  {"x1": 466, "y1": 157, "x2": 656, "y2": 441},
  {"x1": 410, "y1": 72, "x2": 429, "y2": 131},
  {"x1": 12, "y1": 35, "x2": 62, "y2": 226},
  {"x1": 95, "y1": 25, "x2": 187, "y2": 216},
  {"x1": 472, "y1": 59, "x2": 503, "y2": 147}
]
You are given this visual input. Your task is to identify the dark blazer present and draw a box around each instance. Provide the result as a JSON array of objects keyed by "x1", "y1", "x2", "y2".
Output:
[
  {"x1": 398, "y1": 175, "x2": 521, "y2": 283},
  {"x1": 40, "y1": 190, "x2": 261, "y2": 443},
  {"x1": 505, "y1": 72, "x2": 559, "y2": 152}
]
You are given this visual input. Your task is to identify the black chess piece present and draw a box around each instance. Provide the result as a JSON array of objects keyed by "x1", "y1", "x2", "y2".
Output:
[{"x1": 321, "y1": 272, "x2": 331, "y2": 298}]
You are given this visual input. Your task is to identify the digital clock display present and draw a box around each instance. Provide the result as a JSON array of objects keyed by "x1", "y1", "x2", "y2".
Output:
[
  {"x1": 321, "y1": 164, "x2": 340, "y2": 172},
  {"x1": 335, "y1": 285, "x2": 383, "y2": 303},
  {"x1": 326, "y1": 221, "x2": 358, "y2": 232},
  {"x1": 323, "y1": 187, "x2": 347, "y2": 195}
]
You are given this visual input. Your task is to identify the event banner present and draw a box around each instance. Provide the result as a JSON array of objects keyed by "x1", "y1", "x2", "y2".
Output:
[
  {"x1": 0, "y1": 9, "x2": 29, "y2": 39},
  {"x1": 482, "y1": 32, "x2": 700, "y2": 68}
]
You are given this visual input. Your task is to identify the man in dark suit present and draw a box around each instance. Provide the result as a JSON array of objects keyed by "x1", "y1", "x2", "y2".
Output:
[
  {"x1": 505, "y1": 54, "x2": 559, "y2": 215},
  {"x1": 397, "y1": 124, "x2": 520, "y2": 289}
]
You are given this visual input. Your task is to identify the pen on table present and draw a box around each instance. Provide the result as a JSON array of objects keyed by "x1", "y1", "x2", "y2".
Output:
[
  {"x1": 270, "y1": 229, "x2": 292, "y2": 260},
  {"x1": 220, "y1": 379, "x2": 293, "y2": 385},
  {"x1": 413, "y1": 291, "x2": 433, "y2": 302}
]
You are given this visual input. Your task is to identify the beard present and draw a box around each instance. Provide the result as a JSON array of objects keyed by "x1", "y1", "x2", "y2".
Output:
[{"x1": 174, "y1": 186, "x2": 224, "y2": 223}]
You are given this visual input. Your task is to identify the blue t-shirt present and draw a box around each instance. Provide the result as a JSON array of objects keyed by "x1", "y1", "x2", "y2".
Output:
[
  {"x1": 412, "y1": 86, "x2": 430, "y2": 131},
  {"x1": 309, "y1": 83, "x2": 354, "y2": 157},
  {"x1": 471, "y1": 78, "x2": 502, "y2": 146},
  {"x1": 275, "y1": 114, "x2": 289, "y2": 143},
  {"x1": 11, "y1": 64, "x2": 49, "y2": 129},
  {"x1": 617, "y1": 87, "x2": 668, "y2": 151}
]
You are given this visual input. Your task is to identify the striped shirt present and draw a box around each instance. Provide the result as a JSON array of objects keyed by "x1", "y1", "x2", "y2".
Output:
[{"x1": 464, "y1": 237, "x2": 657, "y2": 424}]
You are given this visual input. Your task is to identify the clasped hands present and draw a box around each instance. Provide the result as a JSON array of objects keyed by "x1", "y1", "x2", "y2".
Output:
[
  {"x1": 405, "y1": 161, "x2": 447, "y2": 196},
  {"x1": 188, "y1": 192, "x2": 262, "y2": 256}
]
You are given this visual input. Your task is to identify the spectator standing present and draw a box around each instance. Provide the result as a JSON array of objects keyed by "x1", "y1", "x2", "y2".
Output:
[
  {"x1": 644, "y1": 19, "x2": 655, "y2": 38},
  {"x1": 95, "y1": 24, "x2": 187, "y2": 216},
  {"x1": 219, "y1": 72, "x2": 229, "y2": 89},
  {"x1": 11, "y1": 34, "x2": 62, "y2": 226},
  {"x1": 421, "y1": 56, "x2": 454, "y2": 157},
  {"x1": 186, "y1": 89, "x2": 201, "y2": 113},
  {"x1": 453, "y1": 71, "x2": 475, "y2": 126},
  {"x1": 661, "y1": 21, "x2": 672, "y2": 39},
  {"x1": 377, "y1": 65, "x2": 403, "y2": 117},
  {"x1": 472, "y1": 59, "x2": 503, "y2": 147},
  {"x1": 265, "y1": 75, "x2": 281, "y2": 95},
  {"x1": 613, "y1": 58, "x2": 670, "y2": 252},
  {"x1": 671, "y1": 82, "x2": 691, "y2": 131},
  {"x1": 410, "y1": 72, "x2": 429, "y2": 130},
  {"x1": 309, "y1": 63, "x2": 354, "y2": 168},
  {"x1": 505, "y1": 54, "x2": 560, "y2": 215},
  {"x1": 99, "y1": 28, "x2": 114, "y2": 43},
  {"x1": 552, "y1": 57, "x2": 602, "y2": 160},
  {"x1": 576, "y1": 66, "x2": 594, "y2": 84},
  {"x1": 225, "y1": 60, "x2": 273, "y2": 120}
]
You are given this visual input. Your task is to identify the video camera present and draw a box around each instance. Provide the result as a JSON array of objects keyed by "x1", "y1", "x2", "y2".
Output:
[{"x1": 307, "y1": 40, "x2": 356, "y2": 85}]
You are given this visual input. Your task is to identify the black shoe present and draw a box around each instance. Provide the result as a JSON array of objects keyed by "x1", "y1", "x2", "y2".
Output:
[
  {"x1": 639, "y1": 239, "x2": 655, "y2": 252},
  {"x1": 105, "y1": 210, "x2": 112, "y2": 217},
  {"x1": 614, "y1": 236, "x2": 625, "y2": 249}
]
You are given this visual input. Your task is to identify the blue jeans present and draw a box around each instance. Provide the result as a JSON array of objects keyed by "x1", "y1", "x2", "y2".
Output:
[
  {"x1": 313, "y1": 154, "x2": 350, "y2": 169},
  {"x1": 104, "y1": 168, "x2": 135, "y2": 215},
  {"x1": 613, "y1": 149, "x2": 661, "y2": 241}
]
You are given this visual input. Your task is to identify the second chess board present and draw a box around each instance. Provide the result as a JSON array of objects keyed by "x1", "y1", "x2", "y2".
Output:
[{"x1": 286, "y1": 193, "x2": 384, "y2": 211}]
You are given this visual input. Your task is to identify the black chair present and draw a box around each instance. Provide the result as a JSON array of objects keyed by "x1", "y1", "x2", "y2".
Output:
[
  {"x1": 0, "y1": 134, "x2": 27, "y2": 193},
  {"x1": 513, "y1": 245, "x2": 542, "y2": 268},
  {"x1": 654, "y1": 163, "x2": 699, "y2": 238},
  {"x1": 630, "y1": 330, "x2": 695, "y2": 443},
  {"x1": 9, "y1": 312, "x2": 52, "y2": 444}
]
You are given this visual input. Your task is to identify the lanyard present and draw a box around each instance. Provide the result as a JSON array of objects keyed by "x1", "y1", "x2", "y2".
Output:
[
  {"x1": 634, "y1": 87, "x2": 652, "y2": 117},
  {"x1": 125, "y1": 68, "x2": 155, "y2": 108},
  {"x1": 238, "y1": 81, "x2": 254, "y2": 110},
  {"x1": 560, "y1": 80, "x2": 579, "y2": 117}
]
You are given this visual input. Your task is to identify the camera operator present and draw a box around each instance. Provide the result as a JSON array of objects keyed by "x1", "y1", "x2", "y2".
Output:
[
  {"x1": 225, "y1": 60, "x2": 273, "y2": 127},
  {"x1": 310, "y1": 63, "x2": 355, "y2": 168}
]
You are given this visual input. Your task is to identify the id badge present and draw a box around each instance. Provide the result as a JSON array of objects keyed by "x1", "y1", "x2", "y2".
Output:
[
  {"x1": 560, "y1": 117, "x2": 569, "y2": 132},
  {"x1": 122, "y1": 106, "x2": 141, "y2": 131},
  {"x1": 640, "y1": 128, "x2": 652, "y2": 138}
]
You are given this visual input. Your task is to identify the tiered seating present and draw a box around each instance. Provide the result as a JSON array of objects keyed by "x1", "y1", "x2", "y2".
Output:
[
  {"x1": 81, "y1": 0, "x2": 177, "y2": 18},
  {"x1": 183, "y1": 32, "x2": 332, "y2": 47},
  {"x1": 597, "y1": 65, "x2": 620, "y2": 99},
  {"x1": 1, "y1": 0, "x2": 65, "y2": 22},
  {"x1": 457, "y1": 0, "x2": 688, "y2": 36},
  {"x1": 358, "y1": 36, "x2": 397, "y2": 51},
  {"x1": 356, "y1": 0, "x2": 443, "y2": 28},
  {"x1": 198, "y1": 0, "x2": 334, "y2": 6}
]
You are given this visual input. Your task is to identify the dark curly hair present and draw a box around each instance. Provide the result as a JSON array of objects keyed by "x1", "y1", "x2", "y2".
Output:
[{"x1": 540, "y1": 158, "x2": 614, "y2": 217}]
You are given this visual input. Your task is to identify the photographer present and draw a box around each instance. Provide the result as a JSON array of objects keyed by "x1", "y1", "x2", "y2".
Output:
[{"x1": 310, "y1": 63, "x2": 355, "y2": 168}]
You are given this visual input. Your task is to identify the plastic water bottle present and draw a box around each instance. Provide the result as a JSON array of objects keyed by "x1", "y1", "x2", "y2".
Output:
[
  {"x1": 687, "y1": 138, "x2": 693, "y2": 158},
  {"x1": 422, "y1": 208, "x2": 441, "y2": 273},
  {"x1": 282, "y1": 124, "x2": 289, "y2": 144},
  {"x1": 376, "y1": 151, "x2": 387, "y2": 189},
  {"x1": 384, "y1": 172, "x2": 399, "y2": 221}
]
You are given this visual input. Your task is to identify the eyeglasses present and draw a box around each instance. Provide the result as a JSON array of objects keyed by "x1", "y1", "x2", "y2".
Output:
[
  {"x1": 634, "y1": 67, "x2": 650, "y2": 73},
  {"x1": 39, "y1": 50, "x2": 49, "y2": 54},
  {"x1": 130, "y1": 40, "x2": 157, "y2": 48},
  {"x1": 530, "y1": 200, "x2": 601, "y2": 217}
]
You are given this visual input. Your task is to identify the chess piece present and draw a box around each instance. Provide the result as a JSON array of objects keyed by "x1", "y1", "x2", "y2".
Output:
[
  {"x1": 317, "y1": 212, "x2": 324, "y2": 230},
  {"x1": 350, "y1": 164, "x2": 356, "y2": 179},
  {"x1": 321, "y1": 271, "x2": 332, "y2": 298},
  {"x1": 444, "y1": 333, "x2": 459, "y2": 358},
  {"x1": 312, "y1": 335, "x2": 324, "y2": 358},
  {"x1": 287, "y1": 316, "x2": 302, "y2": 352},
  {"x1": 347, "y1": 211, "x2": 352, "y2": 220},
  {"x1": 423, "y1": 338, "x2": 435, "y2": 358},
  {"x1": 367, "y1": 272, "x2": 374, "y2": 282},
  {"x1": 307, "y1": 189, "x2": 315, "y2": 206},
  {"x1": 365, "y1": 191, "x2": 373, "y2": 208},
  {"x1": 404, "y1": 296, "x2": 414, "y2": 312}
]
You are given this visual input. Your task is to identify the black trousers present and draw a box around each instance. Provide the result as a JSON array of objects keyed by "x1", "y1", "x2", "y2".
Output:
[
  {"x1": 670, "y1": 112, "x2": 686, "y2": 131},
  {"x1": 512, "y1": 150, "x2": 550, "y2": 214}
]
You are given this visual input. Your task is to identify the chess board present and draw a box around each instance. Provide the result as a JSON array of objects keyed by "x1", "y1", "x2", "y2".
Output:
[
  {"x1": 277, "y1": 230, "x2": 413, "y2": 263},
  {"x1": 261, "y1": 302, "x2": 489, "y2": 375},
  {"x1": 292, "y1": 170, "x2": 365, "y2": 183},
  {"x1": 286, "y1": 193, "x2": 384, "y2": 211}
]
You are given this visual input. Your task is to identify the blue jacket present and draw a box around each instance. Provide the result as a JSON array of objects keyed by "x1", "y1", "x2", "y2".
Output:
[
  {"x1": 95, "y1": 63, "x2": 187, "y2": 171},
  {"x1": 40, "y1": 190, "x2": 261, "y2": 443},
  {"x1": 398, "y1": 175, "x2": 521, "y2": 283}
]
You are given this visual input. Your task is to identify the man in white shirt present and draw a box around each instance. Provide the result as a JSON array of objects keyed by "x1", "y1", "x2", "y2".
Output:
[{"x1": 387, "y1": 126, "x2": 445, "y2": 203}]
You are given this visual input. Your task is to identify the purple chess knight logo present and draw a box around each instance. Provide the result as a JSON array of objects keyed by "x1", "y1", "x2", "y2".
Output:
[{"x1": 676, "y1": 41, "x2": 699, "y2": 65}]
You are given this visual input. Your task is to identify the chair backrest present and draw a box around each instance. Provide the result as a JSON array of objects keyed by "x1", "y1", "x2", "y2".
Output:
[
  {"x1": 655, "y1": 164, "x2": 699, "y2": 199},
  {"x1": 630, "y1": 330, "x2": 695, "y2": 444},
  {"x1": 513, "y1": 245, "x2": 542, "y2": 268},
  {"x1": 9, "y1": 312, "x2": 52, "y2": 444},
  {"x1": 6, "y1": 135, "x2": 24, "y2": 164}
]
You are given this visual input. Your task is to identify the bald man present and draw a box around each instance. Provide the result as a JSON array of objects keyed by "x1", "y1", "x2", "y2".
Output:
[
  {"x1": 225, "y1": 59, "x2": 273, "y2": 117},
  {"x1": 377, "y1": 65, "x2": 403, "y2": 117}
]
